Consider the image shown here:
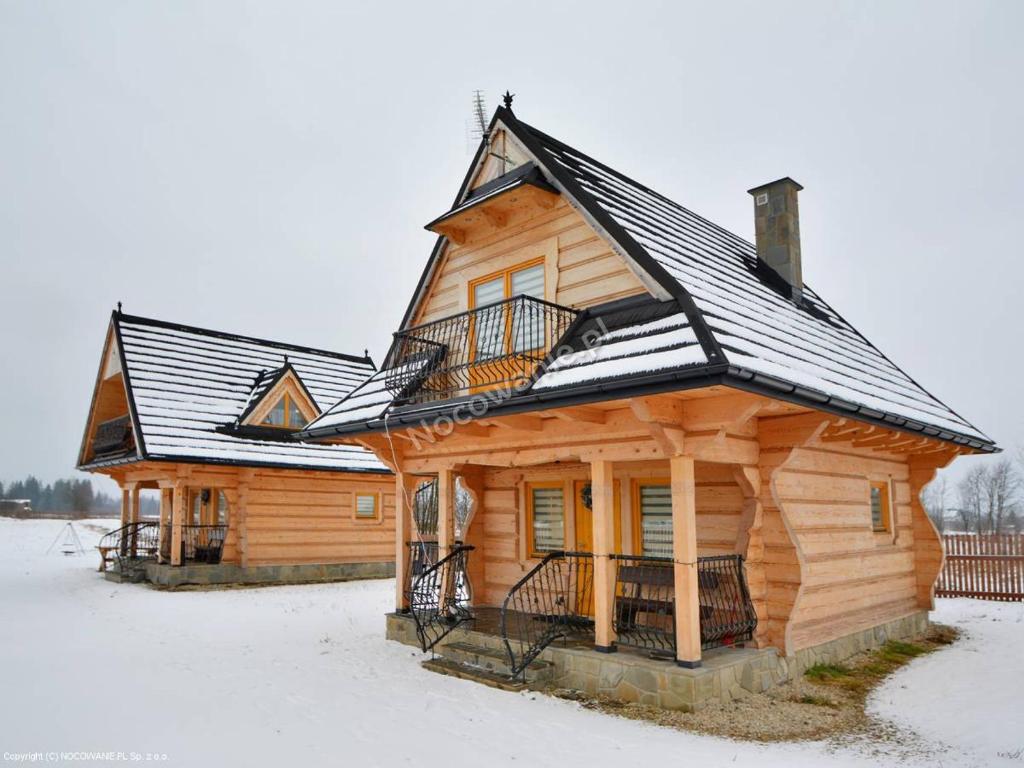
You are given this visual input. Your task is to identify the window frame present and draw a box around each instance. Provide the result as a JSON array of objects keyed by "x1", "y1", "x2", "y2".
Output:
[
  {"x1": 353, "y1": 492, "x2": 381, "y2": 522},
  {"x1": 631, "y1": 478, "x2": 674, "y2": 558},
  {"x1": 467, "y1": 257, "x2": 546, "y2": 363},
  {"x1": 260, "y1": 391, "x2": 308, "y2": 430},
  {"x1": 525, "y1": 480, "x2": 566, "y2": 558},
  {"x1": 870, "y1": 479, "x2": 892, "y2": 533}
]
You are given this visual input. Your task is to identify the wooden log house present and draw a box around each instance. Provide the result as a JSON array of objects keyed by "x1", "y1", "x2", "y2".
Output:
[
  {"x1": 298, "y1": 101, "x2": 997, "y2": 707},
  {"x1": 78, "y1": 311, "x2": 395, "y2": 586}
]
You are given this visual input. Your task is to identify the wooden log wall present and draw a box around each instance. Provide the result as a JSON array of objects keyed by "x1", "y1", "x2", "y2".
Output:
[{"x1": 414, "y1": 199, "x2": 647, "y2": 325}]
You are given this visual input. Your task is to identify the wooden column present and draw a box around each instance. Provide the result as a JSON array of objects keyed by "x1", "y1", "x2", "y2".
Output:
[
  {"x1": 170, "y1": 483, "x2": 185, "y2": 566},
  {"x1": 394, "y1": 470, "x2": 415, "y2": 612},
  {"x1": 119, "y1": 485, "x2": 130, "y2": 527},
  {"x1": 437, "y1": 469, "x2": 455, "y2": 559},
  {"x1": 129, "y1": 484, "x2": 141, "y2": 524},
  {"x1": 671, "y1": 455, "x2": 701, "y2": 668},
  {"x1": 157, "y1": 487, "x2": 172, "y2": 563},
  {"x1": 238, "y1": 471, "x2": 253, "y2": 570},
  {"x1": 591, "y1": 459, "x2": 617, "y2": 652}
]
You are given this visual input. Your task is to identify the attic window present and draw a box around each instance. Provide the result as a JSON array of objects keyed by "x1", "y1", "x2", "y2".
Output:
[{"x1": 261, "y1": 393, "x2": 307, "y2": 429}]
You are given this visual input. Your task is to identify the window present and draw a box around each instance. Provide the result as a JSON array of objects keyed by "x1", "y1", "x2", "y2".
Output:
[
  {"x1": 355, "y1": 493, "x2": 378, "y2": 520},
  {"x1": 261, "y1": 392, "x2": 307, "y2": 429},
  {"x1": 634, "y1": 481, "x2": 673, "y2": 557},
  {"x1": 527, "y1": 483, "x2": 564, "y2": 556},
  {"x1": 469, "y1": 260, "x2": 546, "y2": 359},
  {"x1": 870, "y1": 480, "x2": 891, "y2": 532}
]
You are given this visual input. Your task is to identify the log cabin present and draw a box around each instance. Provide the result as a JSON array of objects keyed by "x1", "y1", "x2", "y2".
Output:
[
  {"x1": 298, "y1": 100, "x2": 997, "y2": 708},
  {"x1": 78, "y1": 310, "x2": 395, "y2": 587}
]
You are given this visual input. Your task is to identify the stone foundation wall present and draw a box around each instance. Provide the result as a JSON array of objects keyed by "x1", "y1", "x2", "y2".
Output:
[
  {"x1": 146, "y1": 560, "x2": 394, "y2": 588},
  {"x1": 386, "y1": 608, "x2": 931, "y2": 711}
]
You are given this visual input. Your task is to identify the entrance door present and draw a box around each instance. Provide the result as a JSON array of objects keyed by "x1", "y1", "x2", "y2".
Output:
[{"x1": 573, "y1": 480, "x2": 622, "y2": 616}]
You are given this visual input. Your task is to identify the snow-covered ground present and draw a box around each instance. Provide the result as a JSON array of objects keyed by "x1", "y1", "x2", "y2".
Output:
[{"x1": 1, "y1": 518, "x2": 1021, "y2": 768}]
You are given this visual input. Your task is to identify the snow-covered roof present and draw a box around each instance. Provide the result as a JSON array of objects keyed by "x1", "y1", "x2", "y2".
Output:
[
  {"x1": 302, "y1": 108, "x2": 994, "y2": 452},
  {"x1": 82, "y1": 312, "x2": 389, "y2": 473}
]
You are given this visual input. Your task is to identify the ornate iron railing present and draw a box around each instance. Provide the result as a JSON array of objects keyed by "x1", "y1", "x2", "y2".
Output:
[
  {"x1": 409, "y1": 544, "x2": 474, "y2": 652},
  {"x1": 405, "y1": 539, "x2": 438, "y2": 605},
  {"x1": 698, "y1": 555, "x2": 758, "y2": 650},
  {"x1": 97, "y1": 521, "x2": 159, "y2": 573},
  {"x1": 610, "y1": 553, "x2": 757, "y2": 653},
  {"x1": 413, "y1": 479, "x2": 438, "y2": 537},
  {"x1": 612, "y1": 555, "x2": 676, "y2": 656},
  {"x1": 500, "y1": 551, "x2": 594, "y2": 678},
  {"x1": 181, "y1": 524, "x2": 228, "y2": 564},
  {"x1": 92, "y1": 415, "x2": 134, "y2": 456},
  {"x1": 385, "y1": 295, "x2": 579, "y2": 403}
]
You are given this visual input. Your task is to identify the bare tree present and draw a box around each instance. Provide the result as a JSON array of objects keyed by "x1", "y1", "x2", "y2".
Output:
[
  {"x1": 956, "y1": 465, "x2": 986, "y2": 533},
  {"x1": 983, "y1": 459, "x2": 1019, "y2": 534},
  {"x1": 923, "y1": 475, "x2": 948, "y2": 533}
]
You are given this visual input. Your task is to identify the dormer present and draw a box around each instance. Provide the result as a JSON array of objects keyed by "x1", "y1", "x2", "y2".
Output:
[{"x1": 237, "y1": 361, "x2": 319, "y2": 432}]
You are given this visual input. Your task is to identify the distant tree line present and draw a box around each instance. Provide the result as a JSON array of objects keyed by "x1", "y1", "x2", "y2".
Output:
[
  {"x1": 0, "y1": 475, "x2": 159, "y2": 516},
  {"x1": 923, "y1": 450, "x2": 1023, "y2": 535}
]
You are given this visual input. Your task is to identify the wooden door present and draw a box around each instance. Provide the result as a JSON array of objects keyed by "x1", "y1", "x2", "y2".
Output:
[{"x1": 574, "y1": 480, "x2": 622, "y2": 616}]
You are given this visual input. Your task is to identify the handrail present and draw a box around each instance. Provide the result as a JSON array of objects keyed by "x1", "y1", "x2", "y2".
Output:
[
  {"x1": 500, "y1": 551, "x2": 594, "y2": 679},
  {"x1": 384, "y1": 295, "x2": 579, "y2": 403},
  {"x1": 409, "y1": 544, "x2": 474, "y2": 652}
]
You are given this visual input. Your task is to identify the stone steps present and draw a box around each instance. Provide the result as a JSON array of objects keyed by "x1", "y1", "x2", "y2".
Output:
[
  {"x1": 421, "y1": 658, "x2": 528, "y2": 692},
  {"x1": 437, "y1": 640, "x2": 552, "y2": 684}
]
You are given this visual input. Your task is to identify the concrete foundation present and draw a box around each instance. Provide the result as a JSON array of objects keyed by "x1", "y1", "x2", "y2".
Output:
[
  {"x1": 144, "y1": 560, "x2": 394, "y2": 588},
  {"x1": 387, "y1": 608, "x2": 930, "y2": 711}
]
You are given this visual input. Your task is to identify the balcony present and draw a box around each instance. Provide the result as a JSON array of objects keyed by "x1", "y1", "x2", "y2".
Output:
[
  {"x1": 385, "y1": 295, "x2": 579, "y2": 405},
  {"x1": 92, "y1": 415, "x2": 135, "y2": 457}
]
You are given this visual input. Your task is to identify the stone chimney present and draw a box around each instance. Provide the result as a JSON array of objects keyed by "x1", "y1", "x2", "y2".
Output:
[{"x1": 747, "y1": 177, "x2": 804, "y2": 300}]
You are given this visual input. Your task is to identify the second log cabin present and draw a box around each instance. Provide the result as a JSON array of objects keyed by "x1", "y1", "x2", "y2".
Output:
[{"x1": 78, "y1": 310, "x2": 395, "y2": 587}]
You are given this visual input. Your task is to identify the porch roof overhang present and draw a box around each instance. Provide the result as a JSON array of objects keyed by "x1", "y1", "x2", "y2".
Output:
[{"x1": 298, "y1": 362, "x2": 996, "y2": 454}]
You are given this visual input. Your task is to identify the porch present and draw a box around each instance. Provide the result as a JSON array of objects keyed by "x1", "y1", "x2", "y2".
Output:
[{"x1": 385, "y1": 608, "x2": 785, "y2": 710}]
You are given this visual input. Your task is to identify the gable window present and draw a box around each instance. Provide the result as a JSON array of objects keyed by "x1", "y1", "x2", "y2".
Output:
[
  {"x1": 633, "y1": 481, "x2": 673, "y2": 558},
  {"x1": 870, "y1": 480, "x2": 892, "y2": 532},
  {"x1": 527, "y1": 482, "x2": 564, "y2": 556},
  {"x1": 470, "y1": 260, "x2": 545, "y2": 360},
  {"x1": 355, "y1": 493, "x2": 379, "y2": 520},
  {"x1": 261, "y1": 392, "x2": 307, "y2": 429}
]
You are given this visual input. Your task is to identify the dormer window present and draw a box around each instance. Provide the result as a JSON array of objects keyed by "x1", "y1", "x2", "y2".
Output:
[{"x1": 260, "y1": 393, "x2": 308, "y2": 430}]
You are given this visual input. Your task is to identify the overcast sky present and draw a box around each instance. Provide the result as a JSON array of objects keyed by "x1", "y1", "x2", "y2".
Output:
[{"x1": 2, "y1": 0, "x2": 1021, "y2": 496}]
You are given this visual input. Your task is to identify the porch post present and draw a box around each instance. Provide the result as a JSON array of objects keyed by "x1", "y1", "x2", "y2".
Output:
[
  {"x1": 437, "y1": 469, "x2": 455, "y2": 559},
  {"x1": 170, "y1": 483, "x2": 185, "y2": 566},
  {"x1": 591, "y1": 459, "x2": 617, "y2": 652},
  {"x1": 129, "y1": 484, "x2": 140, "y2": 524},
  {"x1": 670, "y1": 455, "x2": 701, "y2": 668},
  {"x1": 119, "y1": 485, "x2": 130, "y2": 527},
  {"x1": 157, "y1": 487, "x2": 172, "y2": 564},
  {"x1": 394, "y1": 469, "x2": 414, "y2": 612}
]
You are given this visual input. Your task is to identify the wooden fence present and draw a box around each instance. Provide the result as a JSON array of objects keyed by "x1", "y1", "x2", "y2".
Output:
[{"x1": 935, "y1": 534, "x2": 1024, "y2": 602}]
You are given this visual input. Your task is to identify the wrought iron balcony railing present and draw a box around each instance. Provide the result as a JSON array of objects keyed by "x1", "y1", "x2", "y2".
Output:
[
  {"x1": 92, "y1": 415, "x2": 135, "y2": 457},
  {"x1": 385, "y1": 295, "x2": 579, "y2": 404}
]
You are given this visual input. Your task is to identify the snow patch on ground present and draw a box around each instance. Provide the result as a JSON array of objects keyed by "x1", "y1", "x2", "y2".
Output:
[{"x1": 1, "y1": 518, "x2": 1021, "y2": 768}]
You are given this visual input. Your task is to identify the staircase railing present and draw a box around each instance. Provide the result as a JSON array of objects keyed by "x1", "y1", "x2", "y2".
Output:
[
  {"x1": 409, "y1": 544, "x2": 474, "y2": 652},
  {"x1": 500, "y1": 551, "x2": 594, "y2": 679},
  {"x1": 97, "y1": 521, "x2": 159, "y2": 574}
]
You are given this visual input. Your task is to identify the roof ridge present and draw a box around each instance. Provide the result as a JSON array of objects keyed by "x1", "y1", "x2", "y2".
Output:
[{"x1": 115, "y1": 311, "x2": 373, "y2": 366}]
